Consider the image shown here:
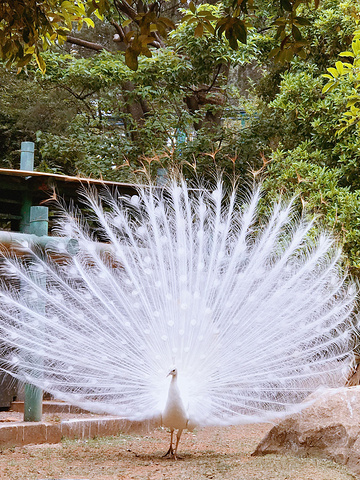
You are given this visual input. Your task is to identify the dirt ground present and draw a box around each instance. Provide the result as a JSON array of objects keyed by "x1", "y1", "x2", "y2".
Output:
[{"x1": 0, "y1": 413, "x2": 357, "y2": 480}]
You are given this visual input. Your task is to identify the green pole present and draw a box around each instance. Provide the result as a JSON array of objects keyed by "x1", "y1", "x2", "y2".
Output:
[
  {"x1": 23, "y1": 207, "x2": 48, "y2": 422},
  {"x1": 19, "y1": 142, "x2": 35, "y2": 233},
  {"x1": 20, "y1": 141, "x2": 35, "y2": 171},
  {"x1": 17, "y1": 142, "x2": 46, "y2": 422},
  {"x1": 29, "y1": 206, "x2": 48, "y2": 237}
]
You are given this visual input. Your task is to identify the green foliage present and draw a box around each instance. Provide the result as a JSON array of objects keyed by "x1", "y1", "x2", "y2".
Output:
[
  {"x1": 256, "y1": 61, "x2": 360, "y2": 270},
  {"x1": 36, "y1": 125, "x2": 138, "y2": 182},
  {"x1": 179, "y1": 0, "x2": 320, "y2": 63},
  {"x1": 262, "y1": 149, "x2": 360, "y2": 272},
  {"x1": 3, "y1": 0, "x2": 360, "y2": 274},
  {"x1": 0, "y1": 65, "x2": 77, "y2": 168},
  {"x1": 322, "y1": 29, "x2": 360, "y2": 134},
  {"x1": 233, "y1": 0, "x2": 360, "y2": 274},
  {"x1": 123, "y1": 13, "x2": 175, "y2": 71},
  {"x1": 0, "y1": 0, "x2": 326, "y2": 72},
  {"x1": 0, "y1": 0, "x2": 107, "y2": 72},
  {"x1": 2, "y1": 20, "x2": 257, "y2": 180}
]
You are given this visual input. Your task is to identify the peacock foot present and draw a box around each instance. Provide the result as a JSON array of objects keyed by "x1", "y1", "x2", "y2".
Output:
[
  {"x1": 163, "y1": 447, "x2": 182, "y2": 460},
  {"x1": 163, "y1": 446, "x2": 174, "y2": 457}
]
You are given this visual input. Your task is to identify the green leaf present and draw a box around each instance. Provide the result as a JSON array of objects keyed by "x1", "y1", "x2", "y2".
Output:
[
  {"x1": 159, "y1": 17, "x2": 175, "y2": 29},
  {"x1": 138, "y1": 35, "x2": 154, "y2": 45},
  {"x1": 35, "y1": 53, "x2": 46, "y2": 73},
  {"x1": 217, "y1": 23, "x2": 227, "y2": 37},
  {"x1": 94, "y1": 10, "x2": 104, "y2": 20},
  {"x1": 228, "y1": 31, "x2": 239, "y2": 50},
  {"x1": 83, "y1": 17, "x2": 95, "y2": 28},
  {"x1": 16, "y1": 53, "x2": 33, "y2": 67},
  {"x1": 269, "y1": 47, "x2": 280, "y2": 59},
  {"x1": 142, "y1": 46, "x2": 152, "y2": 58},
  {"x1": 293, "y1": 17, "x2": 311, "y2": 26},
  {"x1": 322, "y1": 82, "x2": 334, "y2": 93},
  {"x1": 189, "y1": 2, "x2": 196, "y2": 14},
  {"x1": 233, "y1": 20, "x2": 247, "y2": 44},
  {"x1": 353, "y1": 39, "x2": 360, "y2": 55},
  {"x1": 186, "y1": 17, "x2": 198, "y2": 26},
  {"x1": 125, "y1": 49, "x2": 138, "y2": 70},
  {"x1": 297, "y1": 48, "x2": 306, "y2": 59},
  {"x1": 275, "y1": 25, "x2": 285, "y2": 40},
  {"x1": 22, "y1": 27, "x2": 31, "y2": 44},
  {"x1": 194, "y1": 23, "x2": 204, "y2": 38},
  {"x1": 283, "y1": 48, "x2": 293, "y2": 62},
  {"x1": 216, "y1": 16, "x2": 230, "y2": 27},
  {"x1": 273, "y1": 17, "x2": 286, "y2": 26},
  {"x1": 280, "y1": 0, "x2": 293, "y2": 13},
  {"x1": 203, "y1": 22, "x2": 215, "y2": 35},
  {"x1": 335, "y1": 61, "x2": 344, "y2": 75},
  {"x1": 339, "y1": 51, "x2": 355, "y2": 58},
  {"x1": 337, "y1": 126, "x2": 348, "y2": 135},
  {"x1": 292, "y1": 25, "x2": 302, "y2": 42},
  {"x1": 327, "y1": 67, "x2": 339, "y2": 78},
  {"x1": 197, "y1": 10, "x2": 214, "y2": 18}
]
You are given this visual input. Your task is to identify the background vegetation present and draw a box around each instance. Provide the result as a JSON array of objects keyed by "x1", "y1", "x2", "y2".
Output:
[{"x1": 1, "y1": 0, "x2": 360, "y2": 273}]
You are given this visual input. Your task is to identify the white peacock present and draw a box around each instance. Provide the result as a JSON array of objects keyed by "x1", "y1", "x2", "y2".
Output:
[{"x1": 0, "y1": 180, "x2": 355, "y2": 458}]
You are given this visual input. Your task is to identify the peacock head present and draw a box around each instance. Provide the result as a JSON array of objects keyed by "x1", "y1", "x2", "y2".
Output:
[{"x1": 167, "y1": 367, "x2": 177, "y2": 377}]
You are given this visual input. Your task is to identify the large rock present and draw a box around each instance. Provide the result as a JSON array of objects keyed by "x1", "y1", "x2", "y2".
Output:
[{"x1": 253, "y1": 386, "x2": 360, "y2": 477}]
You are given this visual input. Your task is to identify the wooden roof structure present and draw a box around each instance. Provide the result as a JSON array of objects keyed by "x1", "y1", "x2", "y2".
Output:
[{"x1": 0, "y1": 168, "x2": 138, "y2": 232}]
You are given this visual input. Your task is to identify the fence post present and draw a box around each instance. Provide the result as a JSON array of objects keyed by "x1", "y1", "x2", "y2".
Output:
[
  {"x1": 19, "y1": 141, "x2": 35, "y2": 233},
  {"x1": 23, "y1": 206, "x2": 48, "y2": 422},
  {"x1": 20, "y1": 141, "x2": 35, "y2": 171}
]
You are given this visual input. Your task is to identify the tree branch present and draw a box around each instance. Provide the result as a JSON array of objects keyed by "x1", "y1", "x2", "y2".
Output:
[
  {"x1": 66, "y1": 36, "x2": 109, "y2": 52},
  {"x1": 110, "y1": 20, "x2": 126, "y2": 42},
  {"x1": 113, "y1": 0, "x2": 138, "y2": 20}
]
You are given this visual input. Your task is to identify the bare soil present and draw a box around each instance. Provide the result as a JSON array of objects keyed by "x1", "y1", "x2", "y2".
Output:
[{"x1": 0, "y1": 412, "x2": 357, "y2": 480}]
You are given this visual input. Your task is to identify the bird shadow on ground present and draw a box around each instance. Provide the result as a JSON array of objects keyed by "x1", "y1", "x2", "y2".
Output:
[{"x1": 127, "y1": 451, "x2": 246, "y2": 462}]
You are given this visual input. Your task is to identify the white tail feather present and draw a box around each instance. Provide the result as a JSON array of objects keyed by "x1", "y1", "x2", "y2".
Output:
[{"x1": 0, "y1": 181, "x2": 356, "y2": 427}]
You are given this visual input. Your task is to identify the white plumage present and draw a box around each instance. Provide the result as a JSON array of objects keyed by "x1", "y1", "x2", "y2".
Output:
[
  {"x1": 162, "y1": 368, "x2": 188, "y2": 458},
  {"x1": 0, "y1": 179, "x2": 356, "y2": 457}
]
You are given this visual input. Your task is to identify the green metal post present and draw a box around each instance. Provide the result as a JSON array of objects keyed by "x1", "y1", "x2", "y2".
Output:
[
  {"x1": 23, "y1": 206, "x2": 48, "y2": 422},
  {"x1": 19, "y1": 142, "x2": 35, "y2": 233},
  {"x1": 29, "y1": 206, "x2": 48, "y2": 237},
  {"x1": 20, "y1": 141, "x2": 35, "y2": 171}
]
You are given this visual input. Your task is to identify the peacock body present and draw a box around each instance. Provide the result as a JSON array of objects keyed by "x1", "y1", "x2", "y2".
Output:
[{"x1": 0, "y1": 180, "x2": 356, "y2": 455}]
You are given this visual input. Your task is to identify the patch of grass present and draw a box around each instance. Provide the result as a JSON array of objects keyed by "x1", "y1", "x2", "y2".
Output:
[{"x1": 61, "y1": 432, "x2": 140, "y2": 447}]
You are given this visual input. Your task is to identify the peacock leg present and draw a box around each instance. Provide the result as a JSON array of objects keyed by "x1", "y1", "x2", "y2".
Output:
[
  {"x1": 173, "y1": 429, "x2": 183, "y2": 460},
  {"x1": 163, "y1": 429, "x2": 174, "y2": 457}
]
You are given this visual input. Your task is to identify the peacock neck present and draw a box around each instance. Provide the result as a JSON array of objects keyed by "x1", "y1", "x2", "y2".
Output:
[{"x1": 167, "y1": 371, "x2": 182, "y2": 402}]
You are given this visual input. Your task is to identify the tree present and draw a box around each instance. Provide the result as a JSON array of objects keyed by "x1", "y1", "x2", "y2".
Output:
[
  {"x1": 22, "y1": 19, "x2": 256, "y2": 180},
  {"x1": 3, "y1": 0, "x2": 360, "y2": 275},
  {"x1": 244, "y1": 0, "x2": 360, "y2": 274},
  {"x1": 0, "y1": 0, "x2": 322, "y2": 71},
  {"x1": 0, "y1": 0, "x2": 107, "y2": 72},
  {"x1": 1, "y1": 0, "x2": 356, "y2": 183}
]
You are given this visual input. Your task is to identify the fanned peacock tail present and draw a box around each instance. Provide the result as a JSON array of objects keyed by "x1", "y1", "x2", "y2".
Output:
[{"x1": 0, "y1": 180, "x2": 356, "y2": 426}]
